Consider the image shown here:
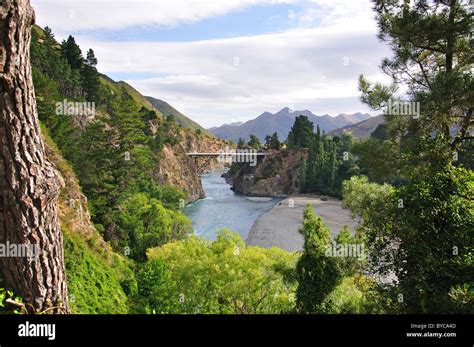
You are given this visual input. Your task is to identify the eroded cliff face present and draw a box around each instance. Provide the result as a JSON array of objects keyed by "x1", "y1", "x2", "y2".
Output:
[
  {"x1": 182, "y1": 131, "x2": 228, "y2": 173},
  {"x1": 154, "y1": 130, "x2": 228, "y2": 203},
  {"x1": 224, "y1": 148, "x2": 308, "y2": 197}
]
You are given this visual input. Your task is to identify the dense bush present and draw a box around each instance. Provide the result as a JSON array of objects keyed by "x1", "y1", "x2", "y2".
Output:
[
  {"x1": 63, "y1": 231, "x2": 135, "y2": 314},
  {"x1": 143, "y1": 230, "x2": 298, "y2": 314}
]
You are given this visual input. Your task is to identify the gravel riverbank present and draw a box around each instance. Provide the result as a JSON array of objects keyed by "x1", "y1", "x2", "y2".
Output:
[{"x1": 246, "y1": 195, "x2": 357, "y2": 252}]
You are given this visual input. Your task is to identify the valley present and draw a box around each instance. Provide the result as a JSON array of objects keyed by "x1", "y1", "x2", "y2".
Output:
[{"x1": 1, "y1": 0, "x2": 471, "y2": 319}]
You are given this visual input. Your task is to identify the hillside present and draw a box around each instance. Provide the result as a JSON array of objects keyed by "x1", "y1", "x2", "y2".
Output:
[
  {"x1": 24, "y1": 24, "x2": 226, "y2": 313},
  {"x1": 41, "y1": 126, "x2": 133, "y2": 313},
  {"x1": 208, "y1": 107, "x2": 371, "y2": 142},
  {"x1": 100, "y1": 75, "x2": 157, "y2": 112},
  {"x1": 329, "y1": 115, "x2": 385, "y2": 138},
  {"x1": 146, "y1": 96, "x2": 212, "y2": 136}
]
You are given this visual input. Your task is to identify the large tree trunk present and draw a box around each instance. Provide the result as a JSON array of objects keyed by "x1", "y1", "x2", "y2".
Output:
[{"x1": 0, "y1": 0, "x2": 69, "y2": 313}]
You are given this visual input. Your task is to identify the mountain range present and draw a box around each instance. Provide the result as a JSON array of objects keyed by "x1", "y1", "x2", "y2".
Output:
[
  {"x1": 208, "y1": 107, "x2": 373, "y2": 142},
  {"x1": 329, "y1": 114, "x2": 385, "y2": 138}
]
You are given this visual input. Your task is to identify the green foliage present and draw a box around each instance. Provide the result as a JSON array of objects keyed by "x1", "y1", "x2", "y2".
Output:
[
  {"x1": 237, "y1": 137, "x2": 246, "y2": 148},
  {"x1": 448, "y1": 284, "x2": 474, "y2": 314},
  {"x1": 30, "y1": 26, "x2": 195, "y2": 315},
  {"x1": 73, "y1": 93, "x2": 189, "y2": 255},
  {"x1": 392, "y1": 165, "x2": 473, "y2": 313},
  {"x1": 296, "y1": 205, "x2": 342, "y2": 313},
  {"x1": 319, "y1": 276, "x2": 372, "y2": 314},
  {"x1": 342, "y1": 167, "x2": 474, "y2": 313},
  {"x1": 82, "y1": 49, "x2": 101, "y2": 103},
  {"x1": 247, "y1": 134, "x2": 261, "y2": 150},
  {"x1": 287, "y1": 115, "x2": 314, "y2": 149},
  {"x1": 131, "y1": 259, "x2": 171, "y2": 314},
  {"x1": 61, "y1": 35, "x2": 84, "y2": 70},
  {"x1": 154, "y1": 113, "x2": 183, "y2": 147},
  {"x1": 31, "y1": 26, "x2": 191, "y2": 260},
  {"x1": 335, "y1": 226, "x2": 362, "y2": 277},
  {"x1": 349, "y1": 1, "x2": 473, "y2": 314},
  {"x1": 342, "y1": 176, "x2": 395, "y2": 220},
  {"x1": 358, "y1": 1, "x2": 472, "y2": 173},
  {"x1": 299, "y1": 158, "x2": 307, "y2": 190},
  {"x1": 264, "y1": 132, "x2": 281, "y2": 150},
  {"x1": 0, "y1": 287, "x2": 24, "y2": 314},
  {"x1": 352, "y1": 137, "x2": 400, "y2": 184},
  {"x1": 145, "y1": 229, "x2": 298, "y2": 314},
  {"x1": 63, "y1": 231, "x2": 133, "y2": 314},
  {"x1": 370, "y1": 123, "x2": 389, "y2": 141},
  {"x1": 288, "y1": 117, "x2": 359, "y2": 197},
  {"x1": 116, "y1": 193, "x2": 192, "y2": 261}
]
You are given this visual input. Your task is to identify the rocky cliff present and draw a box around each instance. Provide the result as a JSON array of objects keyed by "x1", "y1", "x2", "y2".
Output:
[
  {"x1": 62, "y1": 77, "x2": 228, "y2": 204},
  {"x1": 224, "y1": 148, "x2": 308, "y2": 196},
  {"x1": 154, "y1": 129, "x2": 228, "y2": 203}
]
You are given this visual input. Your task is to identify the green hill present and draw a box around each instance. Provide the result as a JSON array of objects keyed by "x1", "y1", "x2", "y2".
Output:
[
  {"x1": 146, "y1": 96, "x2": 212, "y2": 136},
  {"x1": 27, "y1": 24, "x2": 193, "y2": 313},
  {"x1": 99, "y1": 75, "x2": 160, "y2": 114}
]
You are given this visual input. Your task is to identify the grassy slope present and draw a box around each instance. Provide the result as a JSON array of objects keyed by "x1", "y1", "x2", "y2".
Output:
[
  {"x1": 146, "y1": 96, "x2": 213, "y2": 136},
  {"x1": 99, "y1": 75, "x2": 161, "y2": 114}
]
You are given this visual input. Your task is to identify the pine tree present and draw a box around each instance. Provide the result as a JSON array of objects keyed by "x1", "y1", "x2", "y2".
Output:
[
  {"x1": 61, "y1": 35, "x2": 83, "y2": 70},
  {"x1": 81, "y1": 48, "x2": 101, "y2": 102},
  {"x1": 288, "y1": 115, "x2": 313, "y2": 148},
  {"x1": 299, "y1": 159, "x2": 307, "y2": 192},
  {"x1": 264, "y1": 132, "x2": 281, "y2": 150},
  {"x1": 327, "y1": 142, "x2": 337, "y2": 193},
  {"x1": 86, "y1": 48, "x2": 98, "y2": 67},
  {"x1": 270, "y1": 132, "x2": 280, "y2": 150},
  {"x1": 0, "y1": 0, "x2": 69, "y2": 313},
  {"x1": 353, "y1": 0, "x2": 473, "y2": 313},
  {"x1": 248, "y1": 134, "x2": 261, "y2": 150},
  {"x1": 237, "y1": 137, "x2": 246, "y2": 149},
  {"x1": 264, "y1": 135, "x2": 272, "y2": 149},
  {"x1": 359, "y1": 0, "x2": 472, "y2": 174}
]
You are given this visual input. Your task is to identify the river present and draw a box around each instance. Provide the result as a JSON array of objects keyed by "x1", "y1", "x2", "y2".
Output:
[{"x1": 183, "y1": 170, "x2": 282, "y2": 240}]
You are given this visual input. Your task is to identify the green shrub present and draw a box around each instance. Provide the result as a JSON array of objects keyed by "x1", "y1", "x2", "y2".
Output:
[{"x1": 63, "y1": 231, "x2": 134, "y2": 314}]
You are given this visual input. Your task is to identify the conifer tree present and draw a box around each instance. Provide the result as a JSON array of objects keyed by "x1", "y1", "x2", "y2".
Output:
[{"x1": 296, "y1": 205, "x2": 341, "y2": 313}]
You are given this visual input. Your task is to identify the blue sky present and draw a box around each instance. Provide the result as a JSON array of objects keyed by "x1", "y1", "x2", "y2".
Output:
[
  {"x1": 32, "y1": 0, "x2": 391, "y2": 128},
  {"x1": 73, "y1": 3, "x2": 304, "y2": 44}
]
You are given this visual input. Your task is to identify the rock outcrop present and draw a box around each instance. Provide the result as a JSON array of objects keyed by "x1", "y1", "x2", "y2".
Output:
[
  {"x1": 154, "y1": 130, "x2": 228, "y2": 202},
  {"x1": 224, "y1": 148, "x2": 308, "y2": 196},
  {"x1": 182, "y1": 131, "x2": 228, "y2": 173}
]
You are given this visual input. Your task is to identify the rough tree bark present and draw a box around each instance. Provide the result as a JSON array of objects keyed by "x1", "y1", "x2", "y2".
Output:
[{"x1": 0, "y1": 0, "x2": 69, "y2": 313}]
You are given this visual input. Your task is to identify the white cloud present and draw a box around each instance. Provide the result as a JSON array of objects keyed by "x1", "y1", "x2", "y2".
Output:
[
  {"x1": 31, "y1": 0, "x2": 391, "y2": 128},
  {"x1": 298, "y1": 0, "x2": 377, "y2": 31},
  {"x1": 73, "y1": 25, "x2": 390, "y2": 127},
  {"x1": 31, "y1": 0, "x2": 297, "y2": 33}
]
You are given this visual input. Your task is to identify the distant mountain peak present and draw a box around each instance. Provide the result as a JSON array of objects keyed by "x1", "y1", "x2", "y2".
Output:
[
  {"x1": 329, "y1": 114, "x2": 384, "y2": 139},
  {"x1": 208, "y1": 108, "x2": 373, "y2": 142}
]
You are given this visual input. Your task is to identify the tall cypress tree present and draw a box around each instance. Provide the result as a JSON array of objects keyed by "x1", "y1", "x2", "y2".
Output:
[{"x1": 296, "y1": 205, "x2": 341, "y2": 313}]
